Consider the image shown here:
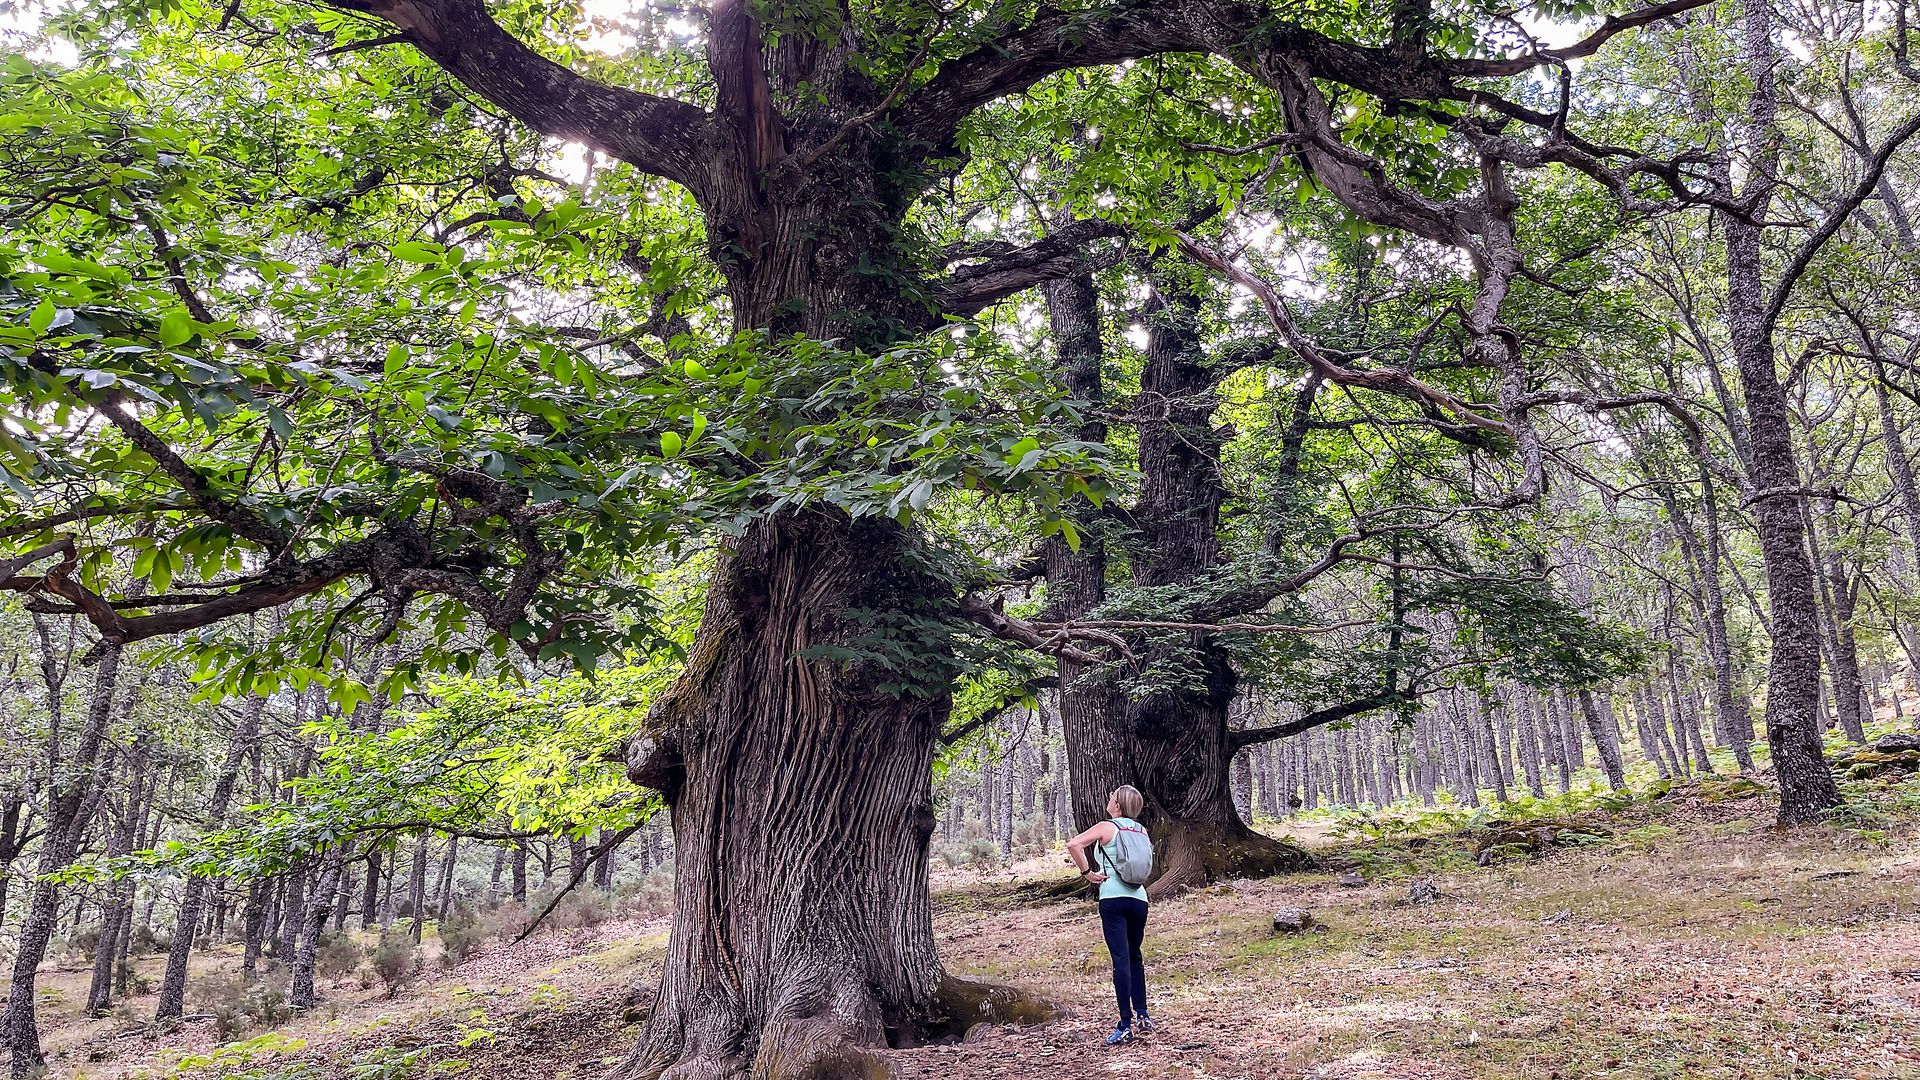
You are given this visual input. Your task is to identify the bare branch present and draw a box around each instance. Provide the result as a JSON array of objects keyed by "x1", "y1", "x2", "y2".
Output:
[
  {"x1": 1446, "y1": 0, "x2": 1717, "y2": 77},
  {"x1": 1232, "y1": 689, "x2": 1416, "y2": 748},
  {"x1": 1762, "y1": 110, "x2": 1920, "y2": 340},
  {"x1": 1176, "y1": 234, "x2": 1510, "y2": 436}
]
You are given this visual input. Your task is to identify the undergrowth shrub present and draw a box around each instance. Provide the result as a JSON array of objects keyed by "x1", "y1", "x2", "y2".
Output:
[
  {"x1": 612, "y1": 866, "x2": 674, "y2": 918},
  {"x1": 65, "y1": 926, "x2": 102, "y2": 958},
  {"x1": 190, "y1": 975, "x2": 294, "y2": 1038},
  {"x1": 314, "y1": 932, "x2": 362, "y2": 978},
  {"x1": 370, "y1": 928, "x2": 420, "y2": 996},
  {"x1": 438, "y1": 901, "x2": 488, "y2": 964},
  {"x1": 543, "y1": 888, "x2": 613, "y2": 931}
]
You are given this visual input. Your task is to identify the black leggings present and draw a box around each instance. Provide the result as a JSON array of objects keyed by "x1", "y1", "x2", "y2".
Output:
[{"x1": 1098, "y1": 897, "x2": 1148, "y2": 1025}]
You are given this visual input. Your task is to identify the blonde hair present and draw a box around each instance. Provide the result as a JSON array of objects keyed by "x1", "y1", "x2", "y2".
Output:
[{"x1": 1109, "y1": 785, "x2": 1144, "y2": 819}]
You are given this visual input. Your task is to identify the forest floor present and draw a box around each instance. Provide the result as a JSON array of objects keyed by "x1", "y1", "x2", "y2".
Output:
[{"x1": 31, "y1": 766, "x2": 1920, "y2": 1080}]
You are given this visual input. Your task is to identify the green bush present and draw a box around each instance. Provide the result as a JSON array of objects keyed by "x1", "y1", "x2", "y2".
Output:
[
  {"x1": 438, "y1": 901, "x2": 488, "y2": 964},
  {"x1": 369, "y1": 928, "x2": 419, "y2": 997},
  {"x1": 543, "y1": 888, "x2": 613, "y2": 931},
  {"x1": 314, "y1": 932, "x2": 362, "y2": 977},
  {"x1": 191, "y1": 975, "x2": 294, "y2": 1038}
]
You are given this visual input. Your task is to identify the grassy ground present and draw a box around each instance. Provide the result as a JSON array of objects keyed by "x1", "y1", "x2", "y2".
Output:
[{"x1": 38, "y1": 759, "x2": 1920, "y2": 1080}]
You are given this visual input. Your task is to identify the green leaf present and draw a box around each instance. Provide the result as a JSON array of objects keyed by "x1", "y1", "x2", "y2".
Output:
[
  {"x1": 393, "y1": 240, "x2": 446, "y2": 264},
  {"x1": 27, "y1": 298, "x2": 56, "y2": 335},
  {"x1": 158, "y1": 311, "x2": 194, "y2": 347}
]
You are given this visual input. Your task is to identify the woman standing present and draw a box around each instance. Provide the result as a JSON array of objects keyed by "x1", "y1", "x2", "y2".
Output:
[{"x1": 1067, "y1": 784, "x2": 1153, "y2": 1045}]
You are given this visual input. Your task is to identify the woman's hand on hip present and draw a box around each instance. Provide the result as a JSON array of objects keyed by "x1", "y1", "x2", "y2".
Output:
[{"x1": 1084, "y1": 871, "x2": 1107, "y2": 884}]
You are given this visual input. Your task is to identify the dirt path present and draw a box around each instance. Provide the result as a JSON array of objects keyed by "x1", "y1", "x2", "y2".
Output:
[{"x1": 36, "y1": 781, "x2": 1920, "y2": 1080}]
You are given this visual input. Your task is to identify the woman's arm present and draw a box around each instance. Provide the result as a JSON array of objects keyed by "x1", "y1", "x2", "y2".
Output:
[{"x1": 1066, "y1": 821, "x2": 1117, "y2": 881}]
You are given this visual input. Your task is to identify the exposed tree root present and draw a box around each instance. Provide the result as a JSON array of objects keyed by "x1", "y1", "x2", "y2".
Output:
[
  {"x1": 612, "y1": 971, "x2": 1057, "y2": 1080},
  {"x1": 1148, "y1": 821, "x2": 1314, "y2": 900}
]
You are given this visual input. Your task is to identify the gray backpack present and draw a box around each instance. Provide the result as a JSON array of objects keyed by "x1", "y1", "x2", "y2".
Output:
[{"x1": 1103, "y1": 819, "x2": 1155, "y2": 886}]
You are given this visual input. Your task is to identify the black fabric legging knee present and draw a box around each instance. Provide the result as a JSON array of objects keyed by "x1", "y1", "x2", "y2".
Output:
[{"x1": 1098, "y1": 896, "x2": 1148, "y2": 1024}]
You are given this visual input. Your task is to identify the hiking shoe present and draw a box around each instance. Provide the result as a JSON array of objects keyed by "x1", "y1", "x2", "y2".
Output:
[
  {"x1": 1104, "y1": 1025, "x2": 1133, "y2": 1046},
  {"x1": 1135, "y1": 1014, "x2": 1154, "y2": 1035}
]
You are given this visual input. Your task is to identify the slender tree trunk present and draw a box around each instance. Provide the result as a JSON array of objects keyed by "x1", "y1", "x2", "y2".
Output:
[
  {"x1": 275, "y1": 868, "x2": 306, "y2": 961},
  {"x1": 1514, "y1": 691, "x2": 1546, "y2": 797},
  {"x1": 1630, "y1": 686, "x2": 1672, "y2": 779},
  {"x1": 360, "y1": 849, "x2": 381, "y2": 931},
  {"x1": 4, "y1": 643, "x2": 121, "y2": 1079},
  {"x1": 290, "y1": 855, "x2": 342, "y2": 1011},
  {"x1": 87, "y1": 730, "x2": 150, "y2": 1014},
  {"x1": 1716, "y1": 0, "x2": 1842, "y2": 823},
  {"x1": 1577, "y1": 690, "x2": 1627, "y2": 791},
  {"x1": 328, "y1": 861, "x2": 350, "y2": 933},
  {"x1": 156, "y1": 694, "x2": 265, "y2": 1019},
  {"x1": 438, "y1": 836, "x2": 460, "y2": 919},
  {"x1": 1475, "y1": 692, "x2": 1509, "y2": 804},
  {"x1": 1661, "y1": 481, "x2": 1757, "y2": 766},
  {"x1": 1811, "y1": 515, "x2": 1868, "y2": 743},
  {"x1": 239, "y1": 880, "x2": 270, "y2": 980},
  {"x1": 1553, "y1": 690, "x2": 1585, "y2": 772},
  {"x1": 406, "y1": 835, "x2": 430, "y2": 942}
]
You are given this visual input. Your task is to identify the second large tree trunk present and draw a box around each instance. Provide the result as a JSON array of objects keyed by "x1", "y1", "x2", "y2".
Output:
[
  {"x1": 618, "y1": 512, "x2": 1043, "y2": 1080},
  {"x1": 1116, "y1": 273, "x2": 1309, "y2": 894}
]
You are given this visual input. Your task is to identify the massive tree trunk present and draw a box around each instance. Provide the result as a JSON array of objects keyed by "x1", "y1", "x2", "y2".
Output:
[
  {"x1": 1037, "y1": 275, "x2": 1128, "y2": 835},
  {"x1": 1120, "y1": 274, "x2": 1310, "y2": 894},
  {"x1": 619, "y1": 512, "x2": 1041, "y2": 1079}
]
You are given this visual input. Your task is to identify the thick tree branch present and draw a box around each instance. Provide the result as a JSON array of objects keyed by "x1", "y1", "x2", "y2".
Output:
[
  {"x1": 936, "y1": 219, "x2": 1130, "y2": 316},
  {"x1": 895, "y1": 1, "x2": 1455, "y2": 162},
  {"x1": 321, "y1": 0, "x2": 714, "y2": 189},
  {"x1": 1231, "y1": 689, "x2": 1415, "y2": 748},
  {"x1": 1026, "y1": 617, "x2": 1371, "y2": 635},
  {"x1": 955, "y1": 594, "x2": 1129, "y2": 662}
]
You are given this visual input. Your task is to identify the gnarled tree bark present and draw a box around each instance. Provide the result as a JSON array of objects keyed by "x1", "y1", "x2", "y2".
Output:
[{"x1": 620, "y1": 512, "x2": 1046, "y2": 1079}]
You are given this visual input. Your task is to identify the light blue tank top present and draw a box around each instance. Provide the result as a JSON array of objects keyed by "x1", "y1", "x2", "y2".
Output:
[{"x1": 1097, "y1": 817, "x2": 1149, "y2": 902}]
